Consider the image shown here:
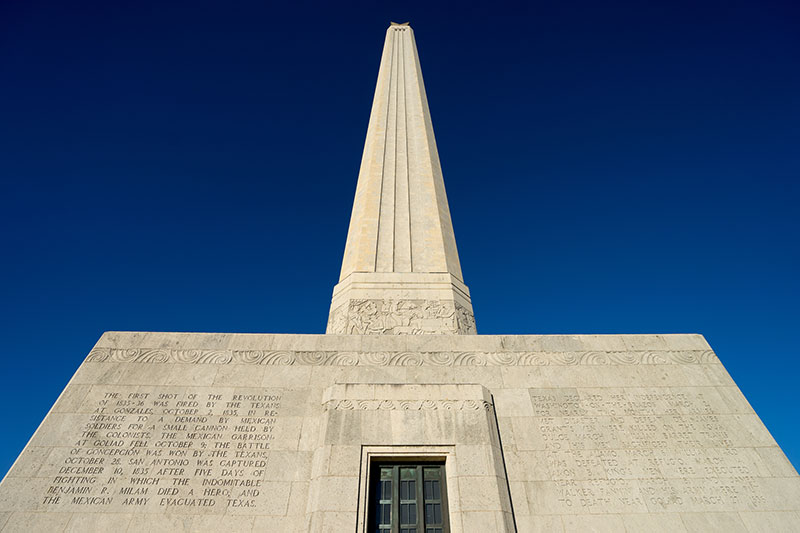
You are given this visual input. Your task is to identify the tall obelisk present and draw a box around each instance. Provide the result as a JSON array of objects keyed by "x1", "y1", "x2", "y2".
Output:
[
  {"x1": 326, "y1": 23, "x2": 476, "y2": 335},
  {"x1": 1, "y1": 22, "x2": 797, "y2": 533}
]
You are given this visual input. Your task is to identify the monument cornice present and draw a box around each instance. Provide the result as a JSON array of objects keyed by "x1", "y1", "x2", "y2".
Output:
[{"x1": 84, "y1": 346, "x2": 718, "y2": 366}]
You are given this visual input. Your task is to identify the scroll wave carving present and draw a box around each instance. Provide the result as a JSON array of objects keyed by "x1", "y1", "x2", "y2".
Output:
[
  {"x1": 86, "y1": 348, "x2": 111, "y2": 362},
  {"x1": 174, "y1": 350, "x2": 232, "y2": 364},
  {"x1": 84, "y1": 348, "x2": 719, "y2": 367}
]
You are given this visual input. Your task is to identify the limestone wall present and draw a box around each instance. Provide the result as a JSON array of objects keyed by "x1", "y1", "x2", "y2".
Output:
[{"x1": 0, "y1": 333, "x2": 797, "y2": 532}]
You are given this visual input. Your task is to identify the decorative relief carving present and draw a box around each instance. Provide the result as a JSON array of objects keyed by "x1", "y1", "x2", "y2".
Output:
[
  {"x1": 456, "y1": 304, "x2": 477, "y2": 334},
  {"x1": 327, "y1": 299, "x2": 476, "y2": 335},
  {"x1": 323, "y1": 399, "x2": 492, "y2": 411},
  {"x1": 172, "y1": 349, "x2": 232, "y2": 364},
  {"x1": 85, "y1": 347, "x2": 718, "y2": 366}
]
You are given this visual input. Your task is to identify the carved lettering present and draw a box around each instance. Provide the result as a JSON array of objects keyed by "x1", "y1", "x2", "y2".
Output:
[{"x1": 40, "y1": 386, "x2": 283, "y2": 512}]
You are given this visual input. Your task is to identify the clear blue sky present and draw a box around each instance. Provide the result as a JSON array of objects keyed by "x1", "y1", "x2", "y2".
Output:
[{"x1": 1, "y1": 0, "x2": 798, "y2": 477}]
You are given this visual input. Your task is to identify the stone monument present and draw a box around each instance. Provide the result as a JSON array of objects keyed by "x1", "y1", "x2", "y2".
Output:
[{"x1": 0, "y1": 22, "x2": 798, "y2": 533}]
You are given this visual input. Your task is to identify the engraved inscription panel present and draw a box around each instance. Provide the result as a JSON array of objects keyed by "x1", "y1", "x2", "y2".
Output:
[
  {"x1": 525, "y1": 387, "x2": 788, "y2": 514},
  {"x1": 38, "y1": 386, "x2": 287, "y2": 514}
]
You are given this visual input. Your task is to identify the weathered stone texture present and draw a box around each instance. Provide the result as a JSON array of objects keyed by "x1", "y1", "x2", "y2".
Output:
[
  {"x1": 1, "y1": 332, "x2": 797, "y2": 532},
  {"x1": 327, "y1": 24, "x2": 476, "y2": 334},
  {"x1": 2, "y1": 21, "x2": 798, "y2": 533}
]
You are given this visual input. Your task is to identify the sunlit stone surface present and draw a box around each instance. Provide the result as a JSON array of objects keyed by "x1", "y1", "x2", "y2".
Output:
[
  {"x1": 327, "y1": 23, "x2": 475, "y2": 336},
  {"x1": 1, "y1": 23, "x2": 797, "y2": 533}
]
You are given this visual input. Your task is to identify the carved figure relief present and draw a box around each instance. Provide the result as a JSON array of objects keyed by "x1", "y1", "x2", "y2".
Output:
[{"x1": 327, "y1": 299, "x2": 477, "y2": 335}]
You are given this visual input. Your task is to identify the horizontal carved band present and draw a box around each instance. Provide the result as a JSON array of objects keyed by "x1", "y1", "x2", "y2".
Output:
[
  {"x1": 323, "y1": 399, "x2": 492, "y2": 411},
  {"x1": 327, "y1": 299, "x2": 476, "y2": 335},
  {"x1": 85, "y1": 348, "x2": 718, "y2": 366}
]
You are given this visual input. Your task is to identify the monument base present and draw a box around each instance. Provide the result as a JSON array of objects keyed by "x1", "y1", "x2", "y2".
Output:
[{"x1": 0, "y1": 332, "x2": 798, "y2": 532}]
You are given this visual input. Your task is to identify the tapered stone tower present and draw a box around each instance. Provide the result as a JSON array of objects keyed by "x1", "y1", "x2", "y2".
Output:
[
  {"x1": 327, "y1": 22, "x2": 476, "y2": 335},
  {"x1": 0, "y1": 22, "x2": 798, "y2": 533}
]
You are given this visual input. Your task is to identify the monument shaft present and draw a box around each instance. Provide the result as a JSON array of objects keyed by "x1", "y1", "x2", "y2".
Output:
[
  {"x1": 327, "y1": 23, "x2": 476, "y2": 336},
  {"x1": 0, "y1": 23, "x2": 797, "y2": 533}
]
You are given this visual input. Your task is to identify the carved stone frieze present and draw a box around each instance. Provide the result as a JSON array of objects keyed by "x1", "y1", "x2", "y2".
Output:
[
  {"x1": 85, "y1": 347, "x2": 718, "y2": 366},
  {"x1": 323, "y1": 399, "x2": 492, "y2": 411},
  {"x1": 327, "y1": 299, "x2": 476, "y2": 335}
]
